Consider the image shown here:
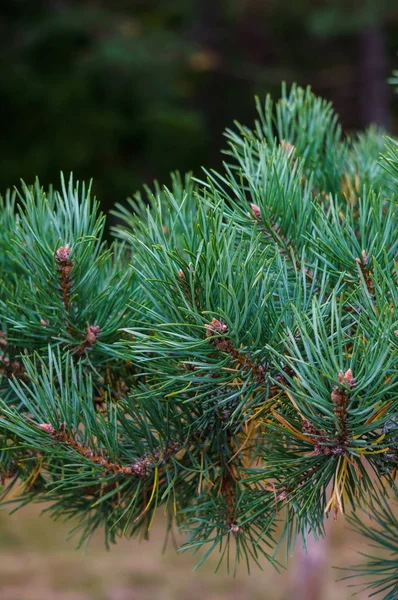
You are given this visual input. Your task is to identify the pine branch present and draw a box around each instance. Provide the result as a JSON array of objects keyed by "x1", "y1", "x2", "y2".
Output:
[
  {"x1": 38, "y1": 422, "x2": 180, "y2": 477},
  {"x1": 0, "y1": 86, "x2": 397, "y2": 586}
]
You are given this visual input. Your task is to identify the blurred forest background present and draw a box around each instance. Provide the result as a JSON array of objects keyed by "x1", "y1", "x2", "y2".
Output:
[
  {"x1": 0, "y1": 2, "x2": 398, "y2": 599},
  {"x1": 1, "y1": 0, "x2": 398, "y2": 212}
]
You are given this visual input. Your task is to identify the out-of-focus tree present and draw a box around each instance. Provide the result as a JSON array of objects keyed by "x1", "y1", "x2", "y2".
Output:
[
  {"x1": 0, "y1": 0, "x2": 397, "y2": 209},
  {"x1": 0, "y1": 1, "x2": 210, "y2": 204}
]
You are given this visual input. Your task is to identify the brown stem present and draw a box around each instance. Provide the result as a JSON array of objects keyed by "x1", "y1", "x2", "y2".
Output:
[
  {"x1": 205, "y1": 318, "x2": 266, "y2": 383},
  {"x1": 220, "y1": 469, "x2": 240, "y2": 533},
  {"x1": 249, "y1": 205, "x2": 314, "y2": 283},
  {"x1": 38, "y1": 423, "x2": 179, "y2": 477},
  {"x1": 331, "y1": 368, "x2": 356, "y2": 453},
  {"x1": 331, "y1": 386, "x2": 349, "y2": 454},
  {"x1": 355, "y1": 251, "x2": 373, "y2": 294},
  {"x1": 55, "y1": 245, "x2": 74, "y2": 332},
  {"x1": 302, "y1": 419, "x2": 332, "y2": 456}
]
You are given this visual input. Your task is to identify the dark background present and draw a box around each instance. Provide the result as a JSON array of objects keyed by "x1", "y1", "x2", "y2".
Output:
[{"x1": 1, "y1": 0, "x2": 397, "y2": 211}]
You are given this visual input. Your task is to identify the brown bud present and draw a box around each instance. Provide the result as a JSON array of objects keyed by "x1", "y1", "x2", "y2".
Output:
[
  {"x1": 205, "y1": 318, "x2": 228, "y2": 337},
  {"x1": 302, "y1": 419, "x2": 318, "y2": 437},
  {"x1": 338, "y1": 368, "x2": 356, "y2": 388},
  {"x1": 38, "y1": 423, "x2": 55, "y2": 435},
  {"x1": 228, "y1": 523, "x2": 241, "y2": 534},
  {"x1": 280, "y1": 140, "x2": 295, "y2": 155},
  {"x1": 355, "y1": 251, "x2": 369, "y2": 267},
  {"x1": 85, "y1": 325, "x2": 100, "y2": 346},
  {"x1": 211, "y1": 318, "x2": 228, "y2": 332},
  {"x1": 249, "y1": 203, "x2": 261, "y2": 220},
  {"x1": 55, "y1": 244, "x2": 71, "y2": 264},
  {"x1": 204, "y1": 324, "x2": 213, "y2": 337},
  {"x1": 343, "y1": 368, "x2": 356, "y2": 387},
  {"x1": 331, "y1": 385, "x2": 345, "y2": 405},
  {"x1": 40, "y1": 319, "x2": 48, "y2": 327},
  {"x1": 178, "y1": 269, "x2": 185, "y2": 280}
]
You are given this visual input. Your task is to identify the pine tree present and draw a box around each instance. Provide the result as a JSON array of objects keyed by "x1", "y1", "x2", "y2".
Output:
[{"x1": 0, "y1": 84, "x2": 397, "y2": 597}]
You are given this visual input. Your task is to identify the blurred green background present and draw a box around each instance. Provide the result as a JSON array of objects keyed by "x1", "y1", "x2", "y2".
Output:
[{"x1": 1, "y1": 0, "x2": 397, "y2": 211}]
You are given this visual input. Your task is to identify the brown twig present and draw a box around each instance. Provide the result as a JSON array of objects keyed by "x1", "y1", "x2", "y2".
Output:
[
  {"x1": 220, "y1": 469, "x2": 240, "y2": 533},
  {"x1": 249, "y1": 203, "x2": 314, "y2": 282},
  {"x1": 355, "y1": 250, "x2": 373, "y2": 294},
  {"x1": 205, "y1": 318, "x2": 266, "y2": 383},
  {"x1": 38, "y1": 423, "x2": 179, "y2": 477},
  {"x1": 331, "y1": 368, "x2": 356, "y2": 454},
  {"x1": 55, "y1": 245, "x2": 74, "y2": 331},
  {"x1": 302, "y1": 420, "x2": 332, "y2": 456}
]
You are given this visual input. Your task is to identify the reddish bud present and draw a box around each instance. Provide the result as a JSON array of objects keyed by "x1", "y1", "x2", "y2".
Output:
[
  {"x1": 280, "y1": 140, "x2": 295, "y2": 155},
  {"x1": 344, "y1": 368, "x2": 356, "y2": 387},
  {"x1": 204, "y1": 324, "x2": 213, "y2": 337},
  {"x1": 205, "y1": 318, "x2": 228, "y2": 337},
  {"x1": 338, "y1": 368, "x2": 356, "y2": 388},
  {"x1": 55, "y1": 244, "x2": 71, "y2": 264},
  {"x1": 85, "y1": 325, "x2": 100, "y2": 346},
  {"x1": 249, "y1": 203, "x2": 261, "y2": 220},
  {"x1": 38, "y1": 423, "x2": 55, "y2": 435},
  {"x1": 178, "y1": 269, "x2": 185, "y2": 280}
]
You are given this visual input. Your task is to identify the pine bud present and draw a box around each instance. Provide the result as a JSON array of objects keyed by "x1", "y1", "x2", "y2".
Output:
[
  {"x1": 331, "y1": 385, "x2": 345, "y2": 404},
  {"x1": 205, "y1": 318, "x2": 228, "y2": 337},
  {"x1": 278, "y1": 490, "x2": 288, "y2": 501},
  {"x1": 38, "y1": 423, "x2": 55, "y2": 435},
  {"x1": 178, "y1": 269, "x2": 185, "y2": 280},
  {"x1": 355, "y1": 251, "x2": 369, "y2": 267},
  {"x1": 85, "y1": 325, "x2": 101, "y2": 346},
  {"x1": 344, "y1": 368, "x2": 356, "y2": 387},
  {"x1": 280, "y1": 140, "x2": 295, "y2": 155},
  {"x1": 55, "y1": 244, "x2": 71, "y2": 265},
  {"x1": 249, "y1": 203, "x2": 261, "y2": 220},
  {"x1": 338, "y1": 368, "x2": 356, "y2": 388}
]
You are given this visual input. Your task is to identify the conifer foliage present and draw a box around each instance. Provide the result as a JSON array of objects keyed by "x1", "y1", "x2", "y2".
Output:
[{"x1": 0, "y1": 85, "x2": 397, "y2": 596}]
